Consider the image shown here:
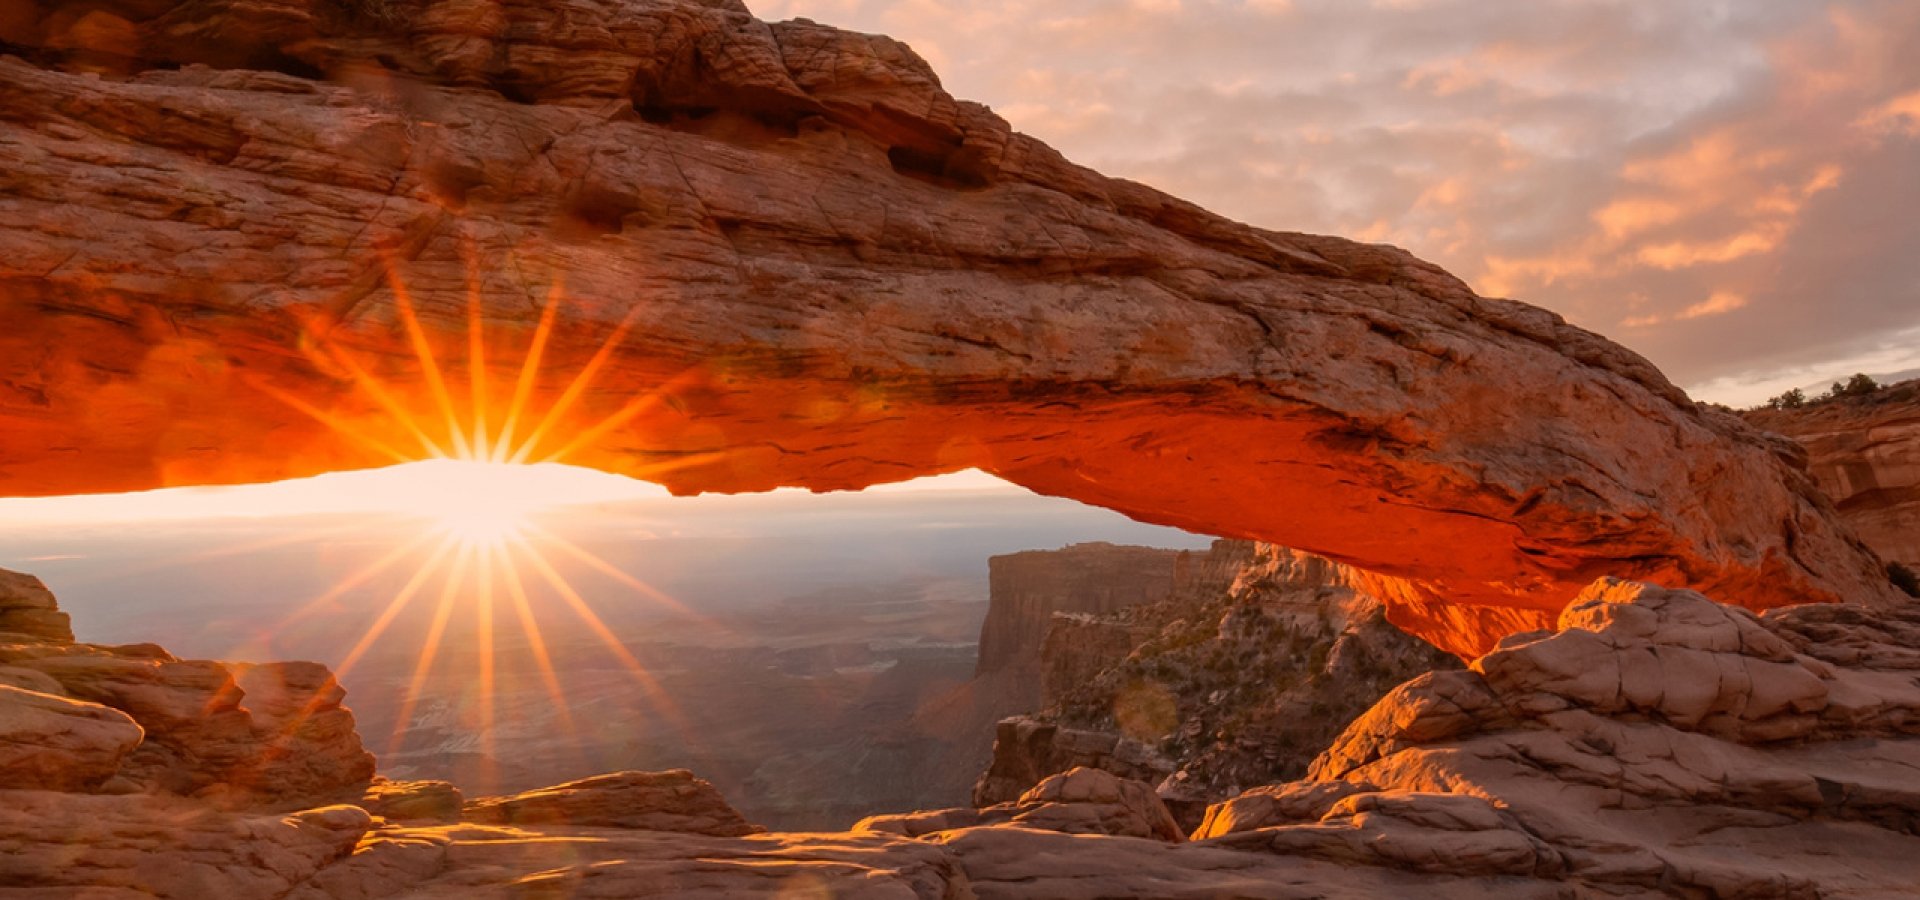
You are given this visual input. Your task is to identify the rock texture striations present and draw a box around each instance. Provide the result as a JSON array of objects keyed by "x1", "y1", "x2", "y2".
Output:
[
  {"x1": 1746, "y1": 378, "x2": 1920, "y2": 572},
  {"x1": 1196, "y1": 578, "x2": 1920, "y2": 897},
  {"x1": 976, "y1": 542, "x2": 1186, "y2": 677},
  {"x1": 0, "y1": 0, "x2": 1904, "y2": 655},
  {"x1": 0, "y1": 568, "x2": 375, "y2": 806}
]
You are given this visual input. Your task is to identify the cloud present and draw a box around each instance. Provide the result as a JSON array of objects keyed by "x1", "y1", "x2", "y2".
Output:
[{"x1": 755, "y1": 0, "x2": 1920, "y2": 406}]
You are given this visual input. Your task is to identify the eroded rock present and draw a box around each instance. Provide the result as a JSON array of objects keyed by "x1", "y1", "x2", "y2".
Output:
[
  {"x1": 866, "y1": 767, "x2": 1183, "y2": 843},
  {"x1": 0, "y1": 684, "x2": 144, "y2": 791},
  {"x1": 463, "y1": 769, "x2": 762, "y2": 836},
  {"x1": 1192, "y1": 578, "x2": 1920, "y2": 897},
  {"x1": 0, "y1": 0, "x2": 1902, "y2": 658},
  {"x1": 0, "y1": 578, "x2": 375, "y2": 807},
  {"x1": 0, "y1": 568, "x2": 73, "y2": 643},
  {"x1": 1745, "y1": 377, "x2": 1920, "y2": 571}
]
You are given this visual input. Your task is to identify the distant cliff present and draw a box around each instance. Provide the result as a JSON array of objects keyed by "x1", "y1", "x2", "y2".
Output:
[
  {"x1": 1746, "y1": 379, "x2": 1920, "y2": 572},
  {"x1": 976, "y1": 543, "x2": 1190, "y2": 677}
]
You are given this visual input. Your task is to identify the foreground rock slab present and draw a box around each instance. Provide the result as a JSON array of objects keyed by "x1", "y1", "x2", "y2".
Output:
[
  {"x1": 463, "y1": 769, "x2": 762, "y2": 836},
  {"x1": 1203, "y1": 579, "x2": 1920, "y2": 898},
  {"x1": 0, "y1": 0, "x2": 1903, "y2": 655}
]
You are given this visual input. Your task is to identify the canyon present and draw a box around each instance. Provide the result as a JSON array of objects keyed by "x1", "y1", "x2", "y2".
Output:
[{"x1": 2, "y1": 0, "x2": 1919, "y2": 896}]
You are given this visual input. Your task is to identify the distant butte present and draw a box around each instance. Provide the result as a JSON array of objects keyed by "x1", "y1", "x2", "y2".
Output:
[{"x1": 0, "y1": 0, "x2": 1903, "y2": 655}]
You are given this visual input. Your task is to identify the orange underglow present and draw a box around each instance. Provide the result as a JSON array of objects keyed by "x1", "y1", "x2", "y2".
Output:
[{"x1": 250, "y1": 265, "x2": 720, "y2": 762}]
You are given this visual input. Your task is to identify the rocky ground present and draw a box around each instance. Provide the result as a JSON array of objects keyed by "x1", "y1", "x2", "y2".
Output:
[{"x1": 7, "y1": 562, "x2": 1920, "y2": 898}]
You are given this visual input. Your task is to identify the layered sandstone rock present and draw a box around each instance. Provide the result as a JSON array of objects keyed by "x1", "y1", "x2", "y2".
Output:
[
  {"x1": 0, "y1": 579, "x2": 374, "y2": 807},
  {"x1": 0, "y1": 794, "x2": 373, "y2": 897},
  {"x1": 0, "y1": 567, "x2": 73, "y2": 643},
  {"x1": 978, "y1": 541, "x2": 1458, "y2": 821},
  {"x1": 864, "y1": 766, "x2": 1184, "y2": 842},
  {"x1": 3, "y1": 563, "x2": 1918, "y2": 897},
  {"x1": 973, "y1": 716, "x2": 1178, "y2": 809},
  {"x1": 463, "y1": 769, "x2": 762, "y2": 836},
  {"x1": 1197, "y1": 579, "x2": 1920, "y2": 897},
  {"x1": 0, "y1": 683, "x2": 144, "y2": 791},
  {"x1": 1746, "y1": 378, "x2": 1920, "y2": 571},
  {"x1": 977, "y1": 543, "x2": 1186, "y2": 677},
  {"x1": 0, "y1": 0, "x2": 1901, "y2": 656}
]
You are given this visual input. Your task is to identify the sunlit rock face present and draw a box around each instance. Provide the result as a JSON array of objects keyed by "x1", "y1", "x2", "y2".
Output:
[
  {"x1": 1191, "y1": 580, "x2": 1920, "y2": 898},
  {"x1": 0, "y1": 0, "x2": 1902, "y2": 656},
  {"x1": 0, "y1": 568, "x2": 376, "y2": 807},
  {"x1": 1745, "y1": 380, "x2": 1920, "y2": 572}
]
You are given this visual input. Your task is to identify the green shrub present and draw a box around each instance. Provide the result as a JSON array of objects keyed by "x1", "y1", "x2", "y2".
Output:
[{"x1": 1767, "y1": 388, "x2": 1807, "y2": 409}]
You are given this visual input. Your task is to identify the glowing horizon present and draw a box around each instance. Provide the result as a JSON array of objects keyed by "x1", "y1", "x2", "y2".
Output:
[{"x1": 0, "y1": 460, "x2": 1022, "y2": 528}]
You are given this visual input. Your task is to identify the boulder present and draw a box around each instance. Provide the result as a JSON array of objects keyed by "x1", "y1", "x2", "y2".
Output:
[
  {"x1": 0, "y1": 684, "x2": 143, "y2": 791},
  {"x1": 463, "y1": 770, "x2": 762, "y2": 836},
  {"x1": 866, "y1": 767, "x2": 1183, "y2": 843}
]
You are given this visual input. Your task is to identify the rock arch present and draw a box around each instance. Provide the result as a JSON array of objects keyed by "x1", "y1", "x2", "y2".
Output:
[{"x1": 0, "y1": 0, "x2": 1899, "y2": 656}]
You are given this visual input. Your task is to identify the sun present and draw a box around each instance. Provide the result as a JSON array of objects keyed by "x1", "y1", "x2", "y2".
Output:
[
  {"x1": 391, "y1": 460, "x2": 553, "y2": 547},
  {"x1": 250, "y1": 267, "x2": 714, "y2": 764},
  {"x1": 431, "y1": 501, "x2": 529, "y2": 547}
]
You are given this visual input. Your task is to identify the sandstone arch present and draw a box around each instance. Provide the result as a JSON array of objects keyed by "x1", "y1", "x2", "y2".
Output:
[{"x1": 0, "y1": 0, "x2": 1899, "y2": 656}]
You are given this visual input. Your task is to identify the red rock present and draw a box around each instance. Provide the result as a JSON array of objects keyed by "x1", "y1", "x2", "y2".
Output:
[
  {"x1": 0, "y1": 583, "x2": 375, "y2": 807},
  {"x1": 1745, "y1": 379, "x2": 1920, "y2": 571},
  {"x1": 463, "y1": 769, "x2": 762, "y2": 836},
  {"x1": 0, "y1": 684, "x2": 144, "y2": 791},
  {"x1": 868, "y1": 767, "x2": 1184, "y2": 843},
  {"x1": 0, "y1": 0, "x2": 1901, "y2": 658},
  {"x1": 0, "y1": 568, "x2": 73, "y2": 644},
  {"x1": 0, "y1": 791, "x2": 371, "y2": 897}
]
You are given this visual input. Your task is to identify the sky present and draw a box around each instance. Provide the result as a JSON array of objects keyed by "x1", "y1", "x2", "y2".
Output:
[
  {"x1": 757, "y1": 0, "x2": 1920, "y2": 407},
  {"x1": 0, "y1": 461, "x2": 1017, "y2": 526}
]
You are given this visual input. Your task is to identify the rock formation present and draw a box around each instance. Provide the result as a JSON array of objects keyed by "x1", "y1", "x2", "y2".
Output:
[
  {"x1": 976, "y1": 542, "x2": 1186, "y2": 677},
  {"x1": 1746, "y1": 378, "x2": 1920, "y2": 573},
  {"x1": 0, "y1": 0, "x2": 1903, "y2": 656},
  {"x1": 463, "y1": 769, "x2": 763, "y2": 836},
  {"x1": 1196, "y1": 579, "x2": 1920, "y2": 897},
  {"x1": 0, "y1": 567, "x2": 376, "y2": 807},
  {"x1": 0, "y1": 567, "x2": 74, "y2": 643},
  {"x1": 976, "y1": 541, "x2": 1460, "y2": 825},
  {"x1": 6, "y1": 563, "x2": 1918, "y2": 897},
  {"x1": 864, "y1": 766, "x2": 1186, "y2": 843}
]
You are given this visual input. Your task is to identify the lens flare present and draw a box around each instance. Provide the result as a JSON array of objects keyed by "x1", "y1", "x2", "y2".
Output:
[{"x1": 252, "y1": 266, "x2": 720, "y2": 764}]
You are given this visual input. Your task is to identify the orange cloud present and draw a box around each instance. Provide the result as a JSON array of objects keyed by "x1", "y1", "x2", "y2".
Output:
[{"x1": 1678, "y1": 291, "x2": 1749, "y2": 320}]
